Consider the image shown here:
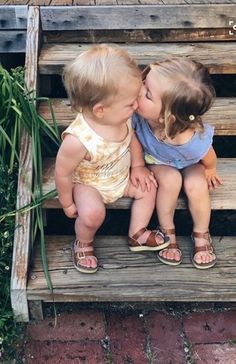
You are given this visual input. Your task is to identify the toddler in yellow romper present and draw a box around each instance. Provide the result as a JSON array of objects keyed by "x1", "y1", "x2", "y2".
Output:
[{"x1": 55, "y1": 45, "x2": 169, "y2": 273}]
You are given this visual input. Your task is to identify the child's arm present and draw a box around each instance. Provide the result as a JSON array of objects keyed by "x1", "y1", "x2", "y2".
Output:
[
  {"x1": 130, "y1": 133, "x2": 157, "y2": 192},
  {"x1": 201, "y1": 146, "x2": 223, "y2": 190},
  {"x1": 55, "y1": 134, "x2": 87, "y2": 218}
]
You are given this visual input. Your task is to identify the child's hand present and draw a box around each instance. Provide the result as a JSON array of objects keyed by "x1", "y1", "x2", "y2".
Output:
[
  {"x1": 205, "y1": 168, "x2": 223, "y2": 190},
  {"x1": 130, "y1": 166, "x2": 157, "y2": 192},
  {"x1": 63, "y1": 203, "x2": 78, "y2": 218}
]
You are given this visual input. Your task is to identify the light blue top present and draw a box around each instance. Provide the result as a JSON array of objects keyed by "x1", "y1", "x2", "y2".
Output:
[{"x1": 132, "y1": 113, "x2": 214, "y2": 169}]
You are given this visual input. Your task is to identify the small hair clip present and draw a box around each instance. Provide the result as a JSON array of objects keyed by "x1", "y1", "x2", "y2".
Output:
[{"x1": 189, "y1": 115, "x2": 195, "y2": 121}]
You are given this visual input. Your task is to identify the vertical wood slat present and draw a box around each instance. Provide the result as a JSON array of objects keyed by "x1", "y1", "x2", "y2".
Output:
[{"x1": 10, "y1": 6, "x2": 40, "y2": 323}]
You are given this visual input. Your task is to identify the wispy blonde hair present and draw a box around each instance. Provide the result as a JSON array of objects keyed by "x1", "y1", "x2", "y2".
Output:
[
  {"x1": 144, "y1": 57, "x2": 215, "y2": 139},
  {"x1": 63, "y1": 44, "x2": 141, "y2": 112}
]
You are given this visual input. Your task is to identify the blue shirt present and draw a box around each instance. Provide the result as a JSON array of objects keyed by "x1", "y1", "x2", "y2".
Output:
[{"x1": 132, "y1": 113, "x2": 214, "y2": 169}]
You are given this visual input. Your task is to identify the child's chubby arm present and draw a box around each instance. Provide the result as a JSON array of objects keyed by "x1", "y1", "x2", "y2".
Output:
[
  {"x1": 55, "y1": 134, "x2": 87, "y2": 218},
  {"x1": 201, "y1": 146, "x2": 223, "y2": 190},
  {"x1": 130, "y1": 132, "x2": 157, "y2": 192}
]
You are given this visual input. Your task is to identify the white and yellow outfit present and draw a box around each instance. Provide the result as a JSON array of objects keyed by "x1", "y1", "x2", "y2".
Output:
[{"x1": 62, "y1": 113, "x2": 132, "y2": 203}]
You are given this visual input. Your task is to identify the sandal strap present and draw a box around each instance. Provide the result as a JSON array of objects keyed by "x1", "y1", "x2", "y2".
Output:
[
  {"x1": 131, "y1": 227, "x2": 147, "y2": 241},
  {"x1": 192, "y1": 232, "x2": 214, "y2": 255},
  {"x1": 129, "y1": 227, "x2": 166, "y2": 247},
  {"x1": 153, "y1": 228, "x2": 165, "y2": 239},
  {"x1": 194, "y1": 243, "x2": 214, "y2": 254},
  {"x1": 74, "y1": 240, "x2": 94, "y2": 254},
  {"x1": 161, "y1": 227, "x2": 176, "y2": 235},
  {"x1": 192, "y1": 231, "x2": 212, "y2": 242}
]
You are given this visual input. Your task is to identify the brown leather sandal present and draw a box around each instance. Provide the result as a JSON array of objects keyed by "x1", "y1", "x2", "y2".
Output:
[
  {"x1": 157, "y1": 228, "x2": 182, "y2": 266},
  {"x1": 191, "y1": 231, "x2": 217, "y2": 269},
  {"x1": 71, "y1": 240, "x2": 98, "y2": 273},
  {"x1": 129, "y1": 227, "x2": 170, "y2": 252}
]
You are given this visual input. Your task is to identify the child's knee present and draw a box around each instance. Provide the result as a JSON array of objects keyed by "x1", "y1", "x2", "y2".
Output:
[
  {"x1": 184, "y1": 176, "x2": 208, "y2": 196},
  {"x1": 158, "y1": 169, "x2": 182, "y2": 189},
  {"x1": 80, "y1": 206, "x2": 106, "y2": 227}
]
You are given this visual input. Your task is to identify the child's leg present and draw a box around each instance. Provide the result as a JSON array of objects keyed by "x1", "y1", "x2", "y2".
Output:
[
  {"x1": 73, "y1": 184, "x2": 106, "y2": 270},
  {"x1": 182, "y1": 164, "x2": 216, "y2": 266},
  {"x1": 150, "y1": 165, "x2": 183, "y2": 264},
  {"x1": 124, "y1": 180, "x2": 169, "y2": 251}
]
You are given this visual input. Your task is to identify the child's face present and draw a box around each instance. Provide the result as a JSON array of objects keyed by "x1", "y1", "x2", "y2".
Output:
[
  {"x1": 137, "y1": 70, "x2": 164, "y2": 123},
  {"x1": 101, "y1": 77, "x2": 141, "y2": 126}
]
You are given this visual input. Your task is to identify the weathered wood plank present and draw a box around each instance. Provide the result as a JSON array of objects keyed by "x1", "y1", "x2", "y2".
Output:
[
  {"x1": 4, "y1": 0, "x2": 28, "y2": 5},
  {"x1": 163, "y1": 0, "x2": 187, "y2": 3},
  {"x1": 41, "y1": 158, "x2": 236, "y2": 210},
  {"x1": 40, "y1": 5, "x2": 236, "y2": 31},
  {"x1": 38, "y1": 97, "x2": 236, "y2": 136},
  {"x1": 28, "y1": 0, "x2": 51, "y2": 4},
  {"x1": 73, "y1": 0, "x2": 95, "y2": 4},
  {"x1": 27, "y1": 235, "x2": 236, "y2": 302},
  {"x1": 10, "y1": 6, "x2": 40, "y2": 323},
  {"x1": 43, "y1": 28, "x2": 236, "y2": 43},
  {"x1": 50, "y1": 0, "x2": 72, "y2": 4},
  {"x1": 38, "y1": 42, "x2": 236, "y2": 74},
  {"x1": 0, "y1": 30, "x2": 26, "y2": 52},
  {"x1": 96, "y1": 0, "x2": 117, "y2": 4},
  {"x1": 0, "y1": 6, "x2": 28, "y2": 29},
  {"x1": 187, "y1": 0, "x2": 236, "y2": 4}
]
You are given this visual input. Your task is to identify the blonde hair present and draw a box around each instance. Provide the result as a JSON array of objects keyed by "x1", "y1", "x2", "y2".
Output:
[
  {"x1": 147, "y1": 58, "x2": 215, "y2": 139},
  {"x1": 63, "y1": 44, "x2": 141, "y2": 112}
]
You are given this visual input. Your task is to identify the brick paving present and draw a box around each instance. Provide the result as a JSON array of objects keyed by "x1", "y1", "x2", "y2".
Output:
[{"x1": 20, "y1": 303, "x2": 236, "y2": 364}]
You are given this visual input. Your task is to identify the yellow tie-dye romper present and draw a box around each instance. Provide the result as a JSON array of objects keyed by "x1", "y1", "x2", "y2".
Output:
[{"x1": 62, "y1": 113, "x2": 132, "y2": 204}]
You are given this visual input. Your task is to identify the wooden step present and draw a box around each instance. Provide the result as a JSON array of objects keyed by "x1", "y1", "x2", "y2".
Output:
[
  {"x1": 39, "y1": 42, "x2": 236, "y2": 75},
  {"x1": 39, "y1": 4, "x2": 236, "y2": 31},
  {"x1": 39, "y1": 97, "x2": 236, "y2": 136},
  {"x1": 27, "y1": 235, "x2": 236, "y2": 302},
  {"x1": 42, "y1": 157, "x2": 236, "y2": 210}
]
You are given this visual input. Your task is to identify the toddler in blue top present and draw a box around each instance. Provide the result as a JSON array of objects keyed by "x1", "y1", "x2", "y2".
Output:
[{"x1": 131, "y1": 57, "x2": 222, "y2": 269}]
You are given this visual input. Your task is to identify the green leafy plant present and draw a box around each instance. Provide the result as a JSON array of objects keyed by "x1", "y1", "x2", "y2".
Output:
[{"x1": 0, "y1": 64, "x2": 60, "y2": 357}]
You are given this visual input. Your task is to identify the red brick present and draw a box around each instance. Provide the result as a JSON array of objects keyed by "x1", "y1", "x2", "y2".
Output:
[
  {"x1": 146, "y1": 312, "x2": 185, "y2": 364},
  {"x1": 24, "y1": 341, "x2": 105, "y2": 364},
  {"x1": 192, "y1": 343, "x2": 236, "y2": 364},
  {"x1": 183, "y1": 311, "x2": 236, "y2": 344},
  {"x1": 106, "y1": 313, "x2": 147, "y2": 364},
  {"x1": 26, "y1": 311, "x2": 105, "y2": 341}
]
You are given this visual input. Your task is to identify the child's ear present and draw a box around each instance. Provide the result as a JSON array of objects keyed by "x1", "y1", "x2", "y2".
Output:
[{"x1": 93, "y1": 103, "x2": 104, "y2": 118}]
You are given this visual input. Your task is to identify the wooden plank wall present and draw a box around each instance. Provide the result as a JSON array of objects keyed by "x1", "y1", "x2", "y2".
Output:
[
  {"x1": 40, "y1": 4, "x2": 236, "y2": 30},
  {"x1": 0, "y1": 6, "x2": 28, "y2": 52},
  {"x1": 1, "y1": 0, "x2": 236, "y2": 5}
]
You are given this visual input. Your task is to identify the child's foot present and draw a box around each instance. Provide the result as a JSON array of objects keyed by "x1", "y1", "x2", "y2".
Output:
[
  {"x1": 191, "y1": 231, "x2": 217, "y2": 269},
  {"x1": 157, "y1": 228, "x2": 182, "y2": 266},
  {"x1": 129, "y1": 227, "x2": 169, "y2": 252},
  {"x1": 71, "y1": 240, "x2": 98, "y2": 273}
]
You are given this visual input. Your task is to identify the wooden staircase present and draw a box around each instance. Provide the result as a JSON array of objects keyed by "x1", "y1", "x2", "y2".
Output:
[{"x1": 10, "y1": 3, "x2": 236, "y2": 322}]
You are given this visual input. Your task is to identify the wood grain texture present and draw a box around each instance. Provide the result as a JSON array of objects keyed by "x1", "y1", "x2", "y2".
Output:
[
  {"x1": 0, "y1": 5, "x2": 28, "y2": 29},
  {"x1": 0, "y1": 30, "x2": 26, "y2": 52},
  {"x1": 41, "y1": 158, "x2": 236, "y2": 210},
  {"x1": 10, "y1": 6, "x2": 40, "y2": 323},
  {"x1": 38, "y1": 97, "x2": 236, "y2": 136},
  {"x1": 43, "y1": 28, "x2": 236, "y2": 43},
  {"x1": 40, "y1": 5, "x2": 236, "y2": 30},
  {"x1": 27, "y1": 235, "x2": 236, "y2": 302},
  {"x1": 38, "y1": 42, "x2": 236, "y2": 74}
]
